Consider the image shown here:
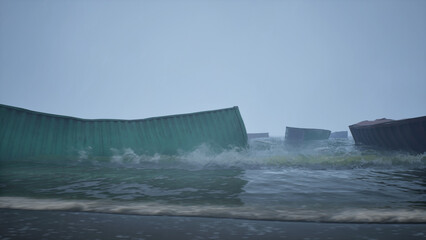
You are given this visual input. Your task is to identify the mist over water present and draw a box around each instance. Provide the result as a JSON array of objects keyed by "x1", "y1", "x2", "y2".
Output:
[
  {"x1": 64, "y1": 137, "x2": 426, "y2": 170},
  {"x1": 1, "y1": 138, "x2": 425, "y2": 223}
]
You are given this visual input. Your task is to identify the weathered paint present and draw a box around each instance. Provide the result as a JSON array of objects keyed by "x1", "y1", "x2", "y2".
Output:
[
  {"x1": 349, "y1": 116, "x2": 426, "y2": 154},
  {"x1": 0, "y1": 104, "x2": 248, "y2": 160},
  {"x1": 285, "y1": 127, "x2": 331, "y2": 142}
]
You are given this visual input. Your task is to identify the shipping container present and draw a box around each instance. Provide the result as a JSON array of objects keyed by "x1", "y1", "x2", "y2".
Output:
[
  {"x1": 349, "y1": 116, "x2": 426, "y2": 154},
  {"x1": 285, "y1": 127, "x2": 331, "y2": 142},
  {"x1": 329, "y1": 131, "x2": 348, "y2": 139},
  {"x1": 247, "y1": 133, "x2": 269, "y2": 139},
  {"x1": 0, "y1": 104, "x2": 248, "y2": 160}
]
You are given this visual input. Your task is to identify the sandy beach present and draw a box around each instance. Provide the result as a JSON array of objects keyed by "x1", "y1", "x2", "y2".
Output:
[{"x1": 1, "y1": 209, "x2": 425, "y2": 240}]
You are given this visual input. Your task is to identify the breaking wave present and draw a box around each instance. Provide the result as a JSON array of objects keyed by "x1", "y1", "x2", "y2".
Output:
[
  {"x1": 1, "y1": 138, "x2": 425, "y2": 224},
  {"x1": 67, "y1": 138, "x2": 426, "y2": 170},
  {"x1": 1, "y1": 197, "x2": 425, "y2": 223}
]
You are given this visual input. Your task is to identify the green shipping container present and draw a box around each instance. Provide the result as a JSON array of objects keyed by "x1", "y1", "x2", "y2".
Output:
[
  {"x1": 0, "y1": 104, "x2": 248, "y2": 160},
  {"x1": 285, "y1": 126, "x2": 331, "y2": 142}
]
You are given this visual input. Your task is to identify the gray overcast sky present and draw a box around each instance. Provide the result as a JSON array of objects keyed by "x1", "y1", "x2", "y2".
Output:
[{"x1": 1, "y1": 0, "x2": 425, "y2": 136}]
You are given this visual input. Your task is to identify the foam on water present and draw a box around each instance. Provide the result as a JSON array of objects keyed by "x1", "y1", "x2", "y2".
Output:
[
  {"x1": 69, "y1": 138, "x2": 426, "y2": 170},
  {"x1": 1, "y1": 196, "x2": 425, "y2": 223},
  {"x1": 1, "y1": 138, "x2": 425, "y2": 223}
]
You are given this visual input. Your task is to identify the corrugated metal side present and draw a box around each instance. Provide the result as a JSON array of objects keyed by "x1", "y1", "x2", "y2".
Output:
[
  {"x1": 349, "y1": 116, "x2": 426, "y2": 153},
  {"x1": 285, "y1": 127, "x2": 331, "y2": 141},
  {"x1": 0, "y1": 104, "x2": 248, "y2": 160}
]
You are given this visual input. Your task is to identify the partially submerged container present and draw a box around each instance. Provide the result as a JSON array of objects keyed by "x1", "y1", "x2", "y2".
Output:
[
  {"x1": 0, "y1": 104, "x2": 248, "y2": 160},
  {"x1": 349, "y1": 116, "x2": 426, "y2": 154},
  {"x1": 329, "y1": 131, "x2": 348, "y2": 139},
  {"x1": 247, "y1": 133, "x2": 269, "y2": 140},
  {"x1": 285, "y1": 127, "x2": 331, "y2": 142}
]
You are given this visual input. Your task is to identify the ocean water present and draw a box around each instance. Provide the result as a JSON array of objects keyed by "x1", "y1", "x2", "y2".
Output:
[{"x1": 0, "y1": 138, "x2": 425, "y2": 223}]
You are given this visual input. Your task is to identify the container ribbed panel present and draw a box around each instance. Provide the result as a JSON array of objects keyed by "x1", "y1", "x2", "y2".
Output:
[
  {"x1": 349, "y1": 116, "x2": 426, "y2": 154},
  {"x1": 0, "y1": 104, "x2": 248, "y2": 160},
  {"x1": 285, "y1": 127, "x2": 331, "y2": 141}
]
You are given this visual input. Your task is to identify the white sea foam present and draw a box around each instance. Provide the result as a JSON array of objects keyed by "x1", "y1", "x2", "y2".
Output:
[
  {"x1": 1, "y1": 197, "x2": 425, "y2": 223},
  {"x1": 89, "y1": 138, "x2": 426, "y2": 170},
  {"x1": 2, "y1": 139, "x2": 424, "y2": 224}
]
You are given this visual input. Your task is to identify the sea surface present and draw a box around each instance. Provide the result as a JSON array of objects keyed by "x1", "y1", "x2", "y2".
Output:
[{"x1": 1, "y1": 138, "x2": 425, "y2": 223}]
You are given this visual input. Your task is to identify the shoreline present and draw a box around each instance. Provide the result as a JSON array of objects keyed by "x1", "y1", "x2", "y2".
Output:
[{"x1": 1, "y1": 208, "x2": 425, "y2": 240}]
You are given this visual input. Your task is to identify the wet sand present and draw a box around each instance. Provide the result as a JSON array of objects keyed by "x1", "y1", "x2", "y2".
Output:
[{"x1": 1, "y1": 209, "x2": 425, "y2": 240}]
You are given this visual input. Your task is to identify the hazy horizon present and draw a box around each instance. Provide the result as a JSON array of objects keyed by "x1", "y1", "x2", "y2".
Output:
[{"x1": 1, "y1": 0, "x2": 425, "y2": 136}]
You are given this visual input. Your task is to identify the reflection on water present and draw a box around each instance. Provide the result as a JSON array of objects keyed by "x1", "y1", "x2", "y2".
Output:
[
  {"x1": 0, "y1": 138, "x2": 425, "y2": 222},
  {"x1": 0, "y1": 166, "x2": 247, "y2": 206},
  {"x1": 241, "y1": 168, "x2": 426, "y2": 210}
]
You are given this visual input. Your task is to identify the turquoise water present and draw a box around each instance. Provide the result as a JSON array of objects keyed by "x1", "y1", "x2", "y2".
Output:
[{"x1": 1, "y1": 138, "x2": 425, "y2": 223}]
